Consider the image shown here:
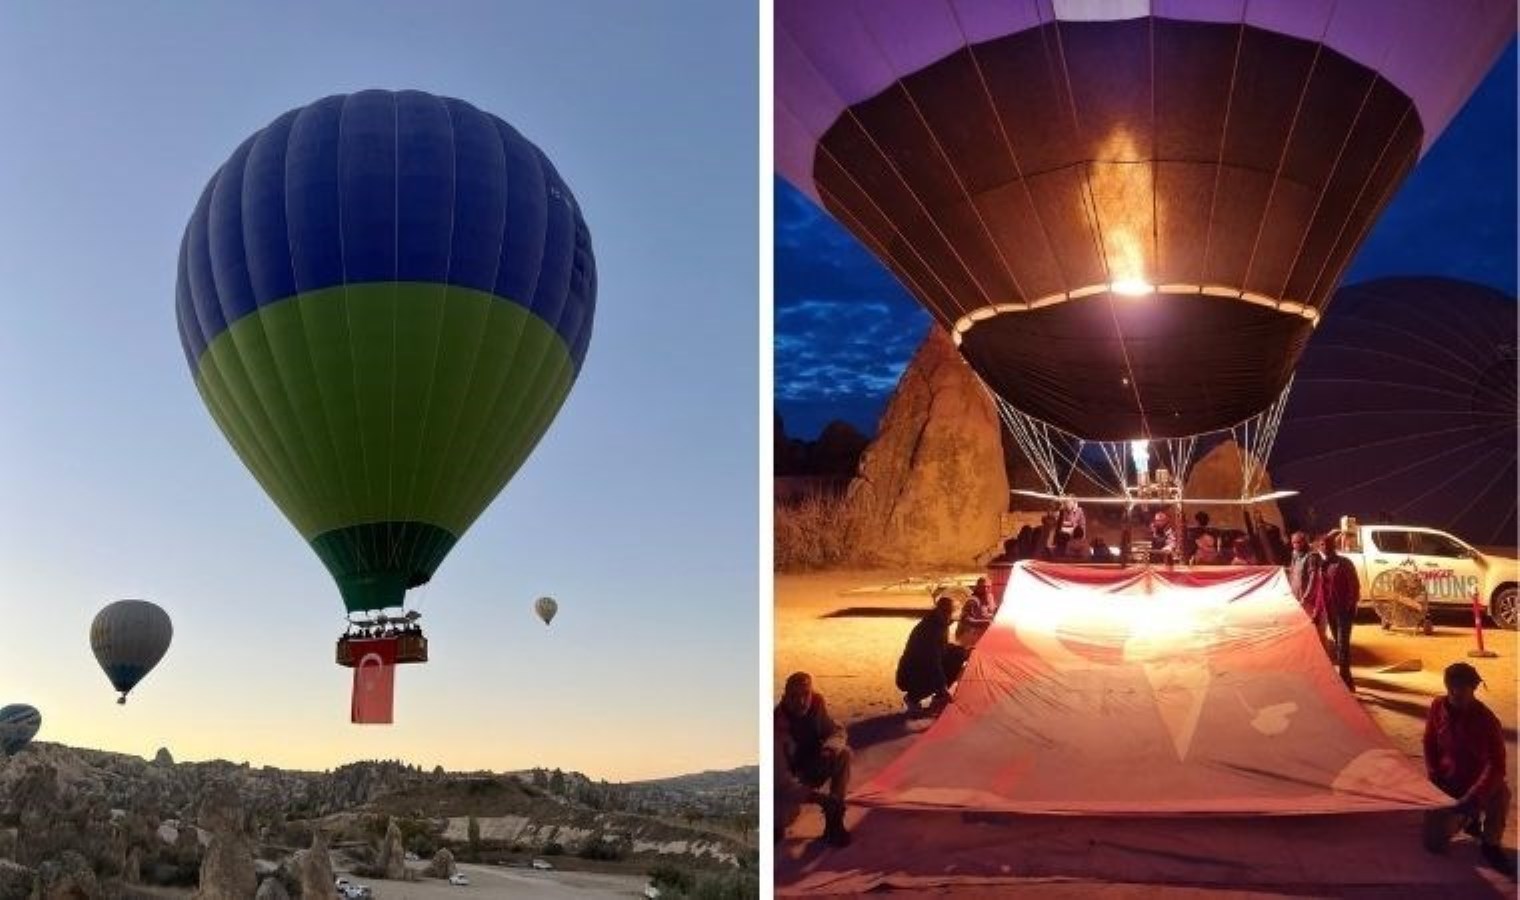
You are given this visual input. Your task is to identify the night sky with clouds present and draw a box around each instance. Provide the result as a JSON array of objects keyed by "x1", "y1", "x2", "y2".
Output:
[{"x1": 775, "y1": 41, "x2": 1517, "y2": 440}]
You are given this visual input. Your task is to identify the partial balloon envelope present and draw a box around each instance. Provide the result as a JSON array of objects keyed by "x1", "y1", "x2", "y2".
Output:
[
  {"x1": 776, "y1": 1, "x2": 1513, "y2": 439},
  {"x1": 91, "y1": 600, "x2": 172, "y2": 704},
  {"x1": 535, "y1": 596, "x2": 558, "y2": 626},
  {"x1": 176, "y1": 90, "x2": 596, "y2": 616},
  {"x1": 0, "y1": 704, "x2": 40, "y2": 754}
]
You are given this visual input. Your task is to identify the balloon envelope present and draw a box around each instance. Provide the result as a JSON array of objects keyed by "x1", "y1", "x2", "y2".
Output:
[
  {"x1": 535, "y1": 596, "x2": 558, "y2": 626},
  {"x1": 0, "y1": 704, "x2": 40, "y2": 754},
  {"x1": 176, "y1": 90, "x2": 596, "y2": 614},
  {"x1": 1272, "y1": 278, "x2": 1517, "y2": 546},
  {"x1": 776, "y1": 0, "x2": 1513, "y2": 439},
  {"x1": 91, "y1": 600, "x2": 173, "y2": 702}
]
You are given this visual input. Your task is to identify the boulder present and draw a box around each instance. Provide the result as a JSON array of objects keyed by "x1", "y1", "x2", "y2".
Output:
[
  {"x1": 425, "y1": 848, "x2": 455, "y2": 879},
  {"x1": 843, "y1": 328, "x2": 1008, "y2": 565},
  {"x1": 153, "y1": 749, "x2": 174, "y2": 768}
]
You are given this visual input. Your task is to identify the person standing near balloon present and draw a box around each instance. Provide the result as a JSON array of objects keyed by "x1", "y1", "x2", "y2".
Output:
[
  {"x1": 1314, "y1": 533, "x2": 1361, "y2": 690},
  {"x1": 1288, "y1": 531, "x2": 1328, "y2": 654}
]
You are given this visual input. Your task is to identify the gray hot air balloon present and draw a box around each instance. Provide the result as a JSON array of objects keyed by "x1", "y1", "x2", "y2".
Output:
[
  {"x1": 534, "y1": 597, "x2": 558, "y2": 626},
  {"x1": 90, "y1": 600, "x2": 173, "y2": 704},
  {"x1": 0, "y1": 704, "x2": 40, "y2": 754}
]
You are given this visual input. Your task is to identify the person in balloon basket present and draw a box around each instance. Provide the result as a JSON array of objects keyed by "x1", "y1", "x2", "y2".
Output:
[
  {"x1": 897, "y1": 594, "x2": 969, "y2": 716},
  {"x1": 775, "y1": 672, "x2": 852, "y2": 848},
  {"x1": 1148, "y1": 511, "x2": 1179, "y2": 564},
  {"x1": 1313, "y1": 532, "x2": 1360, "y2": 689},
  {"x1": 1421, "y1": 662, "x2": 1515, "y2": 877}
]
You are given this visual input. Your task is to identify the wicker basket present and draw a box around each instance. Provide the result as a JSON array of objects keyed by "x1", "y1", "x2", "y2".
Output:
[{"x1": 335, "y1": 634, "x2": 429, "y2": 667}]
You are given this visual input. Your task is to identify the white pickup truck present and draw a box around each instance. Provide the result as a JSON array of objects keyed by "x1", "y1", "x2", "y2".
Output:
[{"x1": 1334, "y1": 518, "x2": 1518, "y2": 630}]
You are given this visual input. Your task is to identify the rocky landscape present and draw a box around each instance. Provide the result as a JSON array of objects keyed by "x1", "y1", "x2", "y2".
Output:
[{"x1": 0, "y1": 744, "x2": 756, "y2": 899}]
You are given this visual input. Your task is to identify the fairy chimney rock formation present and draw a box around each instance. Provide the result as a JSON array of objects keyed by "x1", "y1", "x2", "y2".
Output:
[
  {"x1": 193, "y1": 781, "x2": 255, "y2": 900},
  {"x1": 1184, "y1": 439, "x2": 1285, "y2": 531},
  {"x1": 844, "y1": 328, "x2": 1008, "y2": 566}
]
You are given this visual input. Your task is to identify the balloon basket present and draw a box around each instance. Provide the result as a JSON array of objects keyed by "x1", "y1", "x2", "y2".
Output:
[{"x1": 337, "y1": 632, "x2": 428, "y2": 667}]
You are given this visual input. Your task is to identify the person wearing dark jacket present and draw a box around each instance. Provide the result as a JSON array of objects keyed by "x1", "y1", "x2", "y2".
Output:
[
  {"x1": 775, "y1": 672, "x2": 851, "y2": 846},
  {"x1": 1421, "y1": 662, "x2": 1514, "y2": 876},
  {"x1": 1314, "y1": 532, "x2": 1361, "y2": 689},
  {"x1": 897, "y1": 595, "x2": 968, "y2": 715}
]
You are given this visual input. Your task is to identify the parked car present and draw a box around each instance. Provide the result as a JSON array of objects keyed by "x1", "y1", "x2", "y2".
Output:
[
  {"x1": 448, "y1": 873, "x2": 469, "y2": 887},
  {"x1": 530, "y1": 859, "x2": 554, "y2": 871},
  {"x1": 1334, "y1": 518, "x2": 1519, "y2": 629}
]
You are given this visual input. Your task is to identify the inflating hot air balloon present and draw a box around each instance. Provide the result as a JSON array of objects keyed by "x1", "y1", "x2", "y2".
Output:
[
  {"x1": 0, "y1": 704, "x2": 40, "y2": 755},
  {"x1": 534, "y1": 596, "x2": 558, "y2": 626},
  {"x1": 175, "y1": 91, "x2": 596, "y2": 671},
  {"x1": 91, "y1": 600, "x2": 173, "y2": 704},
  {"x1": 1272, "y1": 278, "x2": 1517, "y2": 547},
  {"x1": 777, "y1": 0, "x2": 1513, "y2": 456}
]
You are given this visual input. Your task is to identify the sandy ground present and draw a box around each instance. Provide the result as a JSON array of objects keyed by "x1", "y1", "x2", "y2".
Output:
[
  {"x1": 333, "y1": 862, "x2": 651, "y2": 899},
  {"x1": 774, "y1": 567, "x2": 1519, "y2": 892}
]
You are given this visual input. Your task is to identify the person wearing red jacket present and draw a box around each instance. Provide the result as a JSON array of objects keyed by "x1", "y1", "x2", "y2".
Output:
[
  {"x1": 1421, "y1": 662, "x2": 1514, "y2": 876},
  {"x1": 775, "y1": 671, "x2": 851, "y2": 847},
  {"x1": 1312, "y1": 532, "x2": 1360, "y2": 690}
]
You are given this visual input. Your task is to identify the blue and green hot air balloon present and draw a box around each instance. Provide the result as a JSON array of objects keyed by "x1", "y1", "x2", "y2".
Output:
[
  {"x1": 0, "y1": 704, "x2": 40, "y2": 754},
  {"x1": 176, "y1": 90, "x2": 595, "y2": 622}
]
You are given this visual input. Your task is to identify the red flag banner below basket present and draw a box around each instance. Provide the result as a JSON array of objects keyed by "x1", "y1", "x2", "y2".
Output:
[{"x1": 349, "y1": 638, "x2": 398, "y2": 725}]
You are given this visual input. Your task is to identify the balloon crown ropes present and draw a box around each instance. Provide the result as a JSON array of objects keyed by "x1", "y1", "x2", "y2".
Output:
[{"x1": 176, "y1": 91, "x2": 596, "y2": 658}]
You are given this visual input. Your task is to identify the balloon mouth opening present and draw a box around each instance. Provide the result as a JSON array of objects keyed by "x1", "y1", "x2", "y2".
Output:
[{"x1": 1110, "y1": 278, "x2": 1155, "y2": 297}]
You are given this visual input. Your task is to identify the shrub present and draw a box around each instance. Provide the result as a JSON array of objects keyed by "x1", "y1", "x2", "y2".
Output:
[{"x1": 774, "y1": 491, "x2": 858, "y2": 571}]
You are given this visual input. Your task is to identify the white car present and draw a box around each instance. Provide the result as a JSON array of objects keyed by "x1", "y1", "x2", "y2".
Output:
[
  {"x1": 530, "y1": 859, "x2": 554, "y2": 871},
  {"x1": 448, "y1": 873, "x2": 469, "y2": 887},
  {"x1": 1336, "y1": 520, "x2": 1520, "y2": 629}
]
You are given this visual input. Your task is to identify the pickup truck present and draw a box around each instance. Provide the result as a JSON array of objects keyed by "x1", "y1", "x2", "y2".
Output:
[{"x1": 1334, "y1": 519, "x2": 1518, "y2": 630}]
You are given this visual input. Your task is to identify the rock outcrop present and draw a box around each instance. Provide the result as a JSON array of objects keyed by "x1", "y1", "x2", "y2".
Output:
[
  {"x1": 253, "y1": 876, "x2": 289, "y2": 900},
  {"x1": 425, "y1": 848, "x2": 455, "y2": 879},
  {"x1": 378, "y1": 819, "x2": 406, "y2": 881},
  {"x1": 193, "y1": 781, "x2": 255, "y2": 900},
  {"x1": 0, "y1": 859, "x2": 35, "y2": 900},
  {"x1": 1184, "y1": 439, "x2": 1284, "y2": 532},
  {"x1": 296, "y1": 831, "x2": 334, "y2": 900},
  {"x1": 842, "y1": 328, "x2": 1008, "y2": 566},
  {"x1": 153, "y1": 748, "x2": 175, "y2": 768},
  {"x1": 35, "y1": 850, "x2": 98, "y2": 900}
]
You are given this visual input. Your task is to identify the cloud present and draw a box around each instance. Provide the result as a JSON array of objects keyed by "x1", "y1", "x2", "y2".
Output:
[{"x1": 774, "y1": 180, "x2": 931, "y2": 411}]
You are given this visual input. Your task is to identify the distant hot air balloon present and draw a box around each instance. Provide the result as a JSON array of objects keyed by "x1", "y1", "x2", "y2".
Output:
[
  {"x1": 0, "y1": 704, "x2": 40, "y2": 754},
  {"x1": 534, "y1": 596, "x2": 558, "y2": 626},
  {"x1": 777, "y1": 0, "x2": 1514, "y2": 442},
  {"x1": 91, "y1": 600, "x2": 173, "y2": 704},
  {"x1": 175, "y1": 90, "x2": 596, "y2": 639}
]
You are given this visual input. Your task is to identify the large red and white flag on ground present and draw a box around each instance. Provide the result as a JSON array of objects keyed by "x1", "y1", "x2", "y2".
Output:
[{"x1": 349, "y1": 638, "x2": 398, "y2": 725}]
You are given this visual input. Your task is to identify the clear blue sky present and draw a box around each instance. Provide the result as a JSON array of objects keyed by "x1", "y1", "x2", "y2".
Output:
[{"x1": 0, "y1": 1, "x2": 757, "y2": 780}]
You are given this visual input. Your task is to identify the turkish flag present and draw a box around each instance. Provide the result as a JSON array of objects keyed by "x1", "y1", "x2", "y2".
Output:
[{"x1": 349, "y1": 638, "x2": 398, "y2": 725}]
